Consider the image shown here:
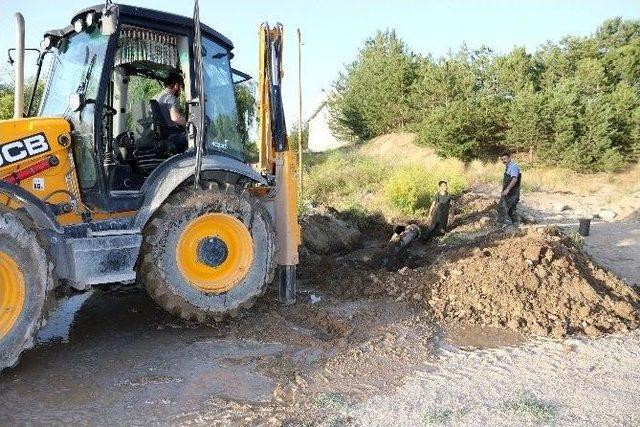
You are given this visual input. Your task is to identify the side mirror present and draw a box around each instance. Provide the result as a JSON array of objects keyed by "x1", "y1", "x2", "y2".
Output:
[{"x1": 69, "y1": 92, "x2": 85, "y2": 112}]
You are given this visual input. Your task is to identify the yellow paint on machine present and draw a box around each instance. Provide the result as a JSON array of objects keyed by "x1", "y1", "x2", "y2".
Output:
[
  {"x1": 0, "y1": 251, "x2": 26, "y2": 339},
  {"x1": 0, "y1": 117, "x2": 83, "y2": 224},
  {"x1": 0, "y1": 118, "x2": 135, "y2": 225},
  {"x1": 257, "y1": 25, "x2": 301, "y2": 266},
  {"x1": 274, "y1": 150, "x2": 301, "y2": 265},
  {"x1": 176, "y1": 213, "x2": 255, "y2": 294}
]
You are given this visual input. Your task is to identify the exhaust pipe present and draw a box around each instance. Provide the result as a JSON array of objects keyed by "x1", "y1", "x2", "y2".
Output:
[{"x1": 13, "y1": 13, "x2": 25, "y2": 119}]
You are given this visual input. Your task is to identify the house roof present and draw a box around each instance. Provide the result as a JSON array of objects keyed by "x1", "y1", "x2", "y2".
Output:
[{"x1": 307, "y1": 100, "x2": 326, "y2": 121}]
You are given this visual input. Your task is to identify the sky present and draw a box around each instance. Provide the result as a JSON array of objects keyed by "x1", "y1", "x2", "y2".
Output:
[{"x1": 1, "y1": 0, "x2": 638, "y2": 126}]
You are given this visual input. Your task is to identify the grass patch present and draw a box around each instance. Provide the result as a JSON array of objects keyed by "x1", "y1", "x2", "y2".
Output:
[
  {"x1": 502, "y1": 391, "x2": 557, "y2": 423},
  {"x1": 304, "y1": 152, "x2": 388, "y2": 207},
  {"x1": 423, "y1": 407, "x2": 467, "y2": 425},
  {"x1": 301, "y1": 133, "x2": 640, "y2": 223},
  {"x1": 384, "y1": 165, "x2": 467, "y2": 215},
  {"x1": 303, "y1": 148, "x2": 468, "y2": 221},
  {"x1": 565, "y1": 229, "x2": 585, "y2": 250},
  {"x1": 314, "y1": 392, "x2": 351, "y2": 412}
]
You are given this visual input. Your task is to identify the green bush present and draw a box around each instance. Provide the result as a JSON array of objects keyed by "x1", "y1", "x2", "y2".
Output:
[
  {"x1": 384, "y1": 165, "x2": 467, "y2": 215},
  {"x1": 303, "y1": 152, "x2": 387, "y2": 206},
  {"x1": 302, "y1": 149, "x2": 469, "y2": 219}
]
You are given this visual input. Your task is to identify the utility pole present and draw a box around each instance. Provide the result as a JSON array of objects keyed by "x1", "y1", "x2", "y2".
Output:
[{"x1": 297, "y1": 28, "x2": 303, "y2": 194}]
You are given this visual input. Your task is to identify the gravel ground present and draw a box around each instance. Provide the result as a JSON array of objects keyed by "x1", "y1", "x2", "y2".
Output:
[
  {"x1": 583, "y1": 221, "x2": 640, "y2": 287},
  {"x1": 351, "y1": 329, "x2": 640, "y2": 426}
]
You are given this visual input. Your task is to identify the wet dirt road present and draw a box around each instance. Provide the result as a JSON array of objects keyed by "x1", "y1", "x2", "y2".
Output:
[
  {"x1": 2, "y1": 290, "x2": 287, "y2": 425},
  {"x1": 0, "y1": 284, "x2": 448, "y2": 425}
]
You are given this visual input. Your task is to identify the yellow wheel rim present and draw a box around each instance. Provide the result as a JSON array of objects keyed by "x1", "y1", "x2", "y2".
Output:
[
  {"x1": 176, "y1": 213, "x2": 254, "y2": 294},
  {"x1": 0, "y1": 251, "x2": 26, "y2": 339}
]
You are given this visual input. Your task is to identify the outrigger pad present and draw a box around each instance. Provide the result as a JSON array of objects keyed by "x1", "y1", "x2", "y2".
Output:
[{"x1": 278, "y1": 265, "x2": 297, "y2": 305}]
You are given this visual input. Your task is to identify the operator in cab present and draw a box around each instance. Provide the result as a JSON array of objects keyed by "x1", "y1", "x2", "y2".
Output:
[
  {"x1": 154, "y1": 72, "x2": 188, "y2": 153},
  {"x1": 155, "y1": 72, "x2": 186, "y2": 127}
]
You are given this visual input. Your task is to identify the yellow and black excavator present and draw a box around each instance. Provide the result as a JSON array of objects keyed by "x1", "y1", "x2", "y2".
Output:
[{"x1": 0, "y1": 1, "x2": 300, "y2": 369}]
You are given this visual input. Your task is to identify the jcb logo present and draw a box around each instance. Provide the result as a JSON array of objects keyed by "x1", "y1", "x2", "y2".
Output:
[{"x1": 0, "y1": 133, "x2": 51, "y2": 167}]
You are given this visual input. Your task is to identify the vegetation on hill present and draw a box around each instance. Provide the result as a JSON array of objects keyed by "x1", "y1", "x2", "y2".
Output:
[
  {"x1": 328, "y1": 18, "x2": 640, "y2": 172},
  {"x1": 303, "y1": 149, "x2": 467, "y2": 221},
  {"x1": 301, "y1": 133, "x2": 640, "y2": 222}
]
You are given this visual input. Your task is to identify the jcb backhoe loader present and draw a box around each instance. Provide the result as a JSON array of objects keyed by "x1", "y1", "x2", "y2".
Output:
[{"x1": 0, "y1": 1, "x2": 300, "y2": 370}]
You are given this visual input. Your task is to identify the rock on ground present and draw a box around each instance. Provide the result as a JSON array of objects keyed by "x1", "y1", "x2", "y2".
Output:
[{"x1": 300, "y1": 212, "x2": 362, "y2": 255}]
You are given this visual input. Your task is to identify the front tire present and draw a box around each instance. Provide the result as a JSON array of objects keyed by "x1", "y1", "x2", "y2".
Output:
[
  {"x1": 139, "y1": 185, "x2": 276, "y2": 322},
  {"x1": 0, "y1": 211, "x2": 54, "y2": 370}
]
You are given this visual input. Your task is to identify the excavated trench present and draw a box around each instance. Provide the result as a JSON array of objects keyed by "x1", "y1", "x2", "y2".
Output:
[{"x1": 300, "y1": 196, "x2": 640, "y2": 339}]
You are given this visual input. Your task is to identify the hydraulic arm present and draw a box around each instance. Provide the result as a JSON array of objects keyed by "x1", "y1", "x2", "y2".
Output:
[{"x1": 258, "y1": 23, "x2": 300, "y2": 304}]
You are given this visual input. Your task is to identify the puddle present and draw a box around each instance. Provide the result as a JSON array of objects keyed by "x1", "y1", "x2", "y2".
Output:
[
  {"x1": 443, "y1": 322, "x2": 526, "y2": 349},
  {"x1": 36, "y1": 290, "x2": 94, "y2": 344},
  {"x1": 189, "y1": 339, "x2": 286, "y2": 359},
  {"x1": 182, "y1": 366, "x2": 276, "y2": 404}
]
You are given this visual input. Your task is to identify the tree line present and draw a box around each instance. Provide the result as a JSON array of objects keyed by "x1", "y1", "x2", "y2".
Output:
[{"x1": 328, "y1": 18, "x2": 640, "y2": 172}]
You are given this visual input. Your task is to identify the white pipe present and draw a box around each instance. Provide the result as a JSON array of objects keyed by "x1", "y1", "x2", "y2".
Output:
[{"x1": 13, "y1": 13, "x2": 25, "y2": 119}]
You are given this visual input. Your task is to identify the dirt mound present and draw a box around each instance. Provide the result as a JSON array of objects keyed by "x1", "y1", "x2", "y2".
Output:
[
  {"x1": 450, "y1": 193, "x2": 496, "y2": 231},
  {"x1": 426, "y1": 228, "x2": 640, "y2": 338},
  {"x1": 300, "y1": 207, "x2": 639, "y2": 339},
  {"x1": 300, "y1": 212, "x2": 362, "y2": 255}
]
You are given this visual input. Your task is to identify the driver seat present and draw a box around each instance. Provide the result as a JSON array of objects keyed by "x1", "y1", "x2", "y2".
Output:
[
  {"x1": 128, "y1": 100, "x2": 185, "y2": 175},
  {"x1": 149, "y1": 99, "x2": 184, "y2": 140}
]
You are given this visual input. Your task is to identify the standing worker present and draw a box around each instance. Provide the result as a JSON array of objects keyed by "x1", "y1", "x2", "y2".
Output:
[
  {"x1": 425, "y1": 180, "x2": 452, "y2": 239},
  {"x1": 498, "y1": 152, "x2": 521, "y2": 228}
]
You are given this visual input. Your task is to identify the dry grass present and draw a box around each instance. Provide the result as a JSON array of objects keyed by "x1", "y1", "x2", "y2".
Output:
[
  {"x1": 356, "y1": 133, "x2": 640, "y2": 197},
  {"x1": 302, "y1": 133, "x2": 640, "y2": 221}
]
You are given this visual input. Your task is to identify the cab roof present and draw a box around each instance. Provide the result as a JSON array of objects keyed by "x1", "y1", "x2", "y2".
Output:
[{"x1": 48, "y1": 3, "x2": 234, "y2": 50}]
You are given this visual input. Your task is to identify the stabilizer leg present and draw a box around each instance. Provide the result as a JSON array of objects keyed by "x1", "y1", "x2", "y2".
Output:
[{"x1": 278, "y1": 265, "x2": 296, "y2": 305}]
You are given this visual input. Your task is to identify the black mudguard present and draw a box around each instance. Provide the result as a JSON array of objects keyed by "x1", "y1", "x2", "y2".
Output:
[
  {"x1": 0, "y1": 181, "x2": 62, "y2": 233},
  {"x1": 133, "y1": 153, "x2": 267, "y2": 230}
]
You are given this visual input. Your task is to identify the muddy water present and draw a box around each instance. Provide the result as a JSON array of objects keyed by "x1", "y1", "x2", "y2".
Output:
[
  {"x1": 0, "y1": 290, "x2": 290, "y2": 425},
  {"x1": 0, "y1": 286, "x2": 440, "y2": 425}
]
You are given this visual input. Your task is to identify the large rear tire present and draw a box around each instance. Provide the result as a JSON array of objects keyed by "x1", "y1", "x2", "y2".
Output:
[
  {"x1": 139, "y1": 185, "x2": 276, "y2": 322},
  {"x1": 0, "y1": 211, "x2": 54, "y2": 370}
]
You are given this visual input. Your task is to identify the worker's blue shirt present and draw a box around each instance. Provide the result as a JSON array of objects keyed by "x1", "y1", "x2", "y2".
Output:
[
  {"x1": 503, "y1": 160, "x2": 522, "y2": 199},
  {"x1": 506, "y1": 161, "x2": 520, "y2": 178}
]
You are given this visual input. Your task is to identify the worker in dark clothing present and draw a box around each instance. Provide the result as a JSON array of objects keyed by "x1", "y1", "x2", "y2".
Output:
[
  {"x1": 497, "y1": 152, "x2": 521, "y2": 227},
  {"x1": 425, "y1": 180, "x2": 452, "y2": 239}
]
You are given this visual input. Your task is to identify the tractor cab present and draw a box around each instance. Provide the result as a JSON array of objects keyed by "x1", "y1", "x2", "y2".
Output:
[{"x1": 37, "y1": 4, "x2": 247, "y2": 211}]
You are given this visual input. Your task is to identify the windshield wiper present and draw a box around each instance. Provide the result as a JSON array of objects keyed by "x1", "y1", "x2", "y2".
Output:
[
  {"x1": 76, "y1": 53, "x2": 97, "y2": 97},
  {"x1": 64, "y1": 53, "x2": 97, "y2": 119}
]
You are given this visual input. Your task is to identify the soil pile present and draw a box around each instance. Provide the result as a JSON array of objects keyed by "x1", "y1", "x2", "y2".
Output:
[
  {"x1": 299, "y1": 212, "x2": 361, "y2": 256},
  {"x1": 426, "y1": 228, "x2": 640, "y2": 338},
  {"x1": 449, "y1": 193, "x2": 496, "y2": 231}
]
